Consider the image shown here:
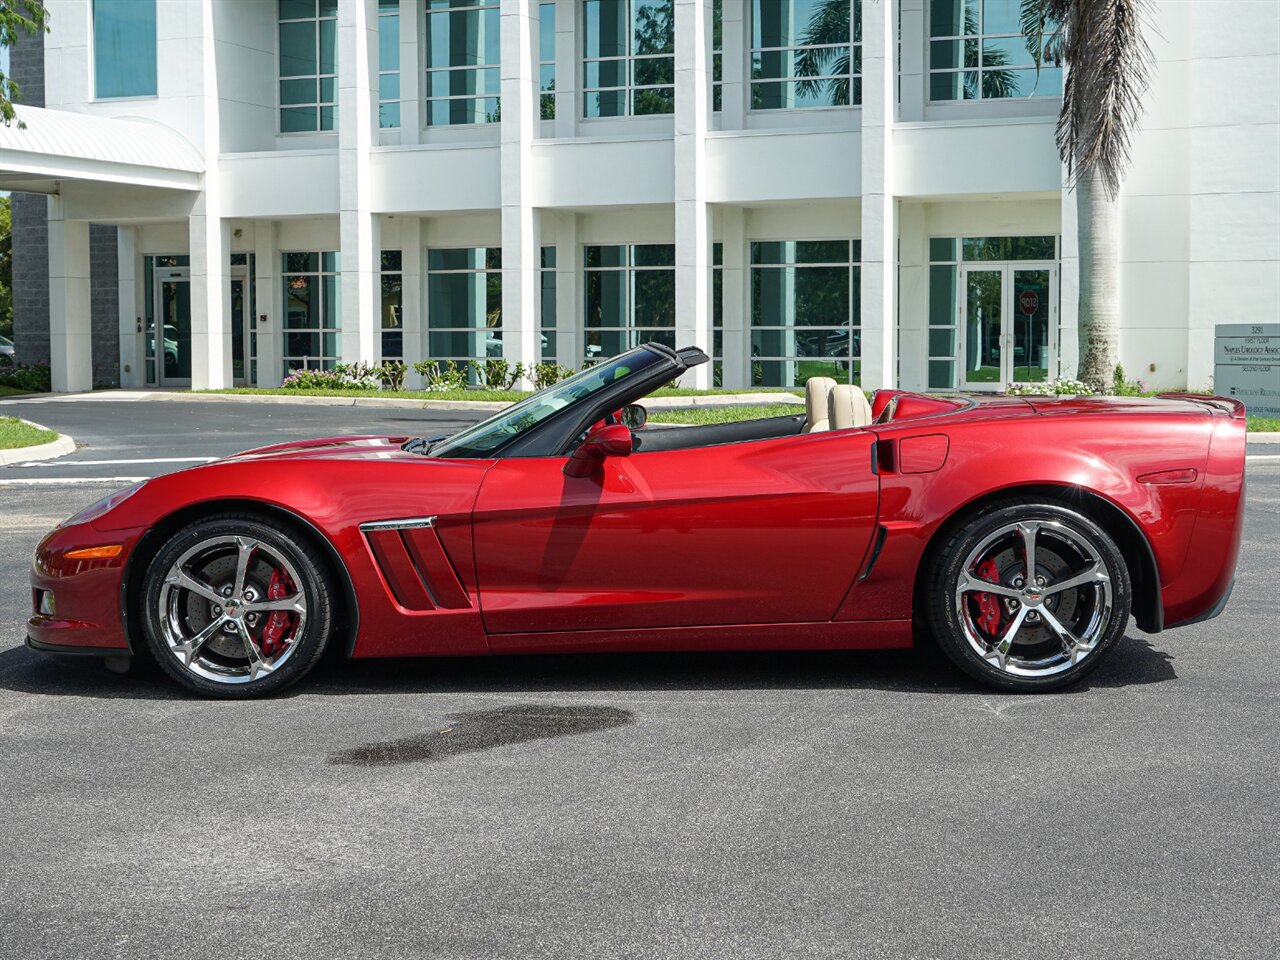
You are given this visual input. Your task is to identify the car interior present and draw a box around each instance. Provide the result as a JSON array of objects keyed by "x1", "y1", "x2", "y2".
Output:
[{"x1": 626, "y1": 375, "x2": 960, "y2": 455}]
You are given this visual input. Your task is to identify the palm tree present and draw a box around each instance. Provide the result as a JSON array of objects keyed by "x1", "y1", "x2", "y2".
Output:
[{"x1": 1022, "y1": 0, "x2": 1154, "y2": 392}]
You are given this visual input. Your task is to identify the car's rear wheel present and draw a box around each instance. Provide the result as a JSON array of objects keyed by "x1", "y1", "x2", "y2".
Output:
[
  {"x1": 927, "y1": 499, "x2": 1132, "y2": 691},
  {"x1": 139, "y1": 515, "x2": 334, "y2": 698}
]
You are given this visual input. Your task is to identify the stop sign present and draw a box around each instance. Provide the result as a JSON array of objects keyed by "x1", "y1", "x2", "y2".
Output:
[{"x1": 1019, "y1": 289, "x2": 1040, "y2": 316}]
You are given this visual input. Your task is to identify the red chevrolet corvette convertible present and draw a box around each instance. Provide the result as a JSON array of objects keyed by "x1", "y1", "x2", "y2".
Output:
[{"x1": 29, "y1": 342, "x2": 1245, "y2": 698}]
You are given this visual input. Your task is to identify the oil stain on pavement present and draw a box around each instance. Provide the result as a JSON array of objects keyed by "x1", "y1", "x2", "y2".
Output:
[{"x1": 329, "y1": 703, "x2": 634, "y2": 766}]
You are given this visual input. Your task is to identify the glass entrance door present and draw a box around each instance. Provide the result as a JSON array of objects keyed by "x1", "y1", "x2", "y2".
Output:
[
  {"x1": 961, "y1": 264, "x2": 1057, "y2": 390},
  {"x1": 962, "y1": 268, "x2": 1004, "y2": 388},
  {"x1": 1011, "y1": 268, "x2": 1051, "y2": 384},
  {"x1": 154, "y1": 267, "x2": 192, "y2": 385}
]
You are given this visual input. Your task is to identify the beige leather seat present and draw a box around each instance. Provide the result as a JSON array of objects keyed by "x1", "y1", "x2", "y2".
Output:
[
  {"x1": 803, "y1": 376, "x2": 837, "y2": 433},
  {"x1": 828, "y1": 383, "x2": 874, "y2": 430}
]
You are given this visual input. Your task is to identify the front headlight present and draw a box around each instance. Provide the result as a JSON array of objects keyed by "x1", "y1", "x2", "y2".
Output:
[{"x1": 59, "y1": 481, "x2": 147, "y2": 528}]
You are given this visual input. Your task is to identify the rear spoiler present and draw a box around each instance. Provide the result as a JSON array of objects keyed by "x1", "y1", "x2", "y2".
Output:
[{"x1": 1157, "y1": 393, "x2": 1247, "y2": 419}]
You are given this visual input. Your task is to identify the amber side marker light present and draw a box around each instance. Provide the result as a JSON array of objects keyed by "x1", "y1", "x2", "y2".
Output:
[{"x1": 63, "y1": 545, "x2": 124, "y2": 560}]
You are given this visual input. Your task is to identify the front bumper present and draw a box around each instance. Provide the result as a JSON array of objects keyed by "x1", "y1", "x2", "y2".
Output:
[{"x1": 27, "y1": 522, "x2": 142, "y2": 653}]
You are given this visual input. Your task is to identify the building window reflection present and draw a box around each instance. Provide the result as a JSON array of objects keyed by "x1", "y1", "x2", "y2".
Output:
[
  {"x1": 381, "y1": 251, "x2": 404, "y2": 360},
  {"x1": 540, "y1": 1, "x2": 557, "y2": 119},
  {"x1": 584, "y1": 244, "x2": 676, "y2": 362},
  {"x1": 93, "y1": 0, "x2": 157, "y2": 99},
  {"x1": 583, "y1": 0, "x2": 676, "y2": 118},
  {"x1": 427, "y1": 247, "x2": 502, "y2": 372},
  {"x1": 379, "y1": 0, "x2": 401, "y2": 128},
  {"x1": 281, "y1": 251, "x2": 341, "y2": 373},
  {"x1": 929, "y1": 0, "x2": 1063, "y2": 101},
  {"x1": 750, "y1": 240, "x2": 861, "y2": 387},
  {"x1": 426, "y1": 0, "x2": 501, "y2": 126},
  {"x1": 751, "y1": 0, "x2": 861, "y2": 110},
  {"x1": 278, "y1": 0, "x2": 338, "y2": 132}
]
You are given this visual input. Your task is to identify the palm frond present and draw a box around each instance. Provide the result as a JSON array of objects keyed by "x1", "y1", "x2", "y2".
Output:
[{"x1": 1056, "y1": 0, "x2": 1154, "y2": 198}]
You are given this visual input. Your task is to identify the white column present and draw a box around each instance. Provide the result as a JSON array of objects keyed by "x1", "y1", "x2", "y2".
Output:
[
  {"x1": 339, "y1": 0, "x2": 379, "y2": 366},
  {"x1": 720, "y1": 205, "x2": 748, "y2": 389},
  {"x1": 46, "y1": 197, "x2": 93, "y2": 393},
  {"x1": 254, "y1": 220, "x2": 278, "y2": 386},
  {"x1": 719, "y1": 0, "x2": 745, "y2": 128},
  {"x1": 189, "y1": 0, "x2": 230, "y2": 390},
  {"x1": 398, "y1": 0, "x2": 421, "y2": 139},
  {"x1": 401, "y1": 217, "x2": 425, "y2": 386},
  {"x1": 553, "y1": 0, "x2": 577, "y2": 139},
  {"x1": 1059, "y1": 177, "x2": 1080, "y2": 380},
  {"x1": 859, "y1": 0, "x2": 897, "y2": 390},
  {"x1": 674, "y1": 0, "x2": 712, "y2": 388},
  {"x1": 555, "y1": 211, "x2": 580, "y2": 370},
  {"x1": 501, "y1": 0, "x2": 538, "y2": 383},
  {"x1": 898, "y1": 0, "x2": 925, "y2": 123},
  {"x1": 897, "y1": 203, "x2": 929, "y2": 390},
  {"x1": 116, "y1": 227, "x2": 140, "y2": 388},
  {"x1": 189, "y1": 200, "x2": 232, "y2": 389}
]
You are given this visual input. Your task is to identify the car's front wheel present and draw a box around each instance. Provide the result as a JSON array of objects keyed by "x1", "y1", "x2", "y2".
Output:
[
  {"x1": 927, "y1": 499, "x2": 1132, "y2": 692},
  {"x1": 139, "y1": 515, "x2": 334, "y2": 698}
]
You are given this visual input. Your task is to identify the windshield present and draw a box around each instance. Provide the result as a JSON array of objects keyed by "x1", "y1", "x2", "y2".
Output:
[{"x1": 428, "y1": 347, "x2": 667, "y2": 458}]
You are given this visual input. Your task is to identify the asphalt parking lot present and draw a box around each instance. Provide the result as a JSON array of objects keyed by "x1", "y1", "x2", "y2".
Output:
[{"x1": 1, "y1": 396, "x2": 1277, "y2": 960}]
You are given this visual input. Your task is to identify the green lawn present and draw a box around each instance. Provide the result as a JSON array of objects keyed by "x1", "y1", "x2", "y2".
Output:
[
  {"x1": 0, "y1": 385, "x2": 31, "y2": 398},
  {"x1": 648, "y1": 404, "x2": 802, "y2": 425},
  {"x1": 1248, "y1": 416, "x2": 1280, "y2": 433},
  {"x1": 0, "y1": 417, "x2": 57, "y2": 450}
]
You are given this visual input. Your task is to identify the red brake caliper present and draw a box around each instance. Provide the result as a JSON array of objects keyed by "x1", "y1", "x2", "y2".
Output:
[
  {"x1": 259, "y1": 567, "x2": 296, "y2": 657},
  {"x1": 973, "y1": 558, "x2": 1004, "y2": 635}
]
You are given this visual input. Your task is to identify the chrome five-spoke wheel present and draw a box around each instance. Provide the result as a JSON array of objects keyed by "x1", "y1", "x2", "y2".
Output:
[
  {"x1": 141, "y1": 516, "x2": 334, "y2": 697},
  {"x1": 930, "y1": 500, "x2": 1132, "y2": 691}
]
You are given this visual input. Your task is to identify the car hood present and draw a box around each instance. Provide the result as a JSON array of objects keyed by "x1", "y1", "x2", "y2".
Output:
[{"x1": 225, "y1": 435, "x2": 420, "y2": 463}]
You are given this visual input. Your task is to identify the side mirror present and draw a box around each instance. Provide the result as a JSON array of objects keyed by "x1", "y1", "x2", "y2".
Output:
[
  {"x1": 564, "y1": 423, "x2": 632, "y2": 478},
  {"x1": 618, "y1": 404, "x2": 647, "y2": 430}
]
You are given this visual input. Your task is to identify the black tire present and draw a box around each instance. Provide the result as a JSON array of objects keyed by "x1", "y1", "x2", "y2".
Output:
[
  {"x1": 139, "y1": 514, "x2": 335, "y2": 698},
  {"x1": 926, "y1": 498, "x2": 1132, "y2": 692}
]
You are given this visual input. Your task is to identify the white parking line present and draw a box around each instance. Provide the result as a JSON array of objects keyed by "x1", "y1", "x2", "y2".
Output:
[
  {"x1": 0, "y1": 477, "x2": 148, "y2": 486},
  {"x1": 1247, "y1": 455, "x2": 1280, "y2": 462},
  {"x1": 8, "y1": 457, "x2": 216, "y2": 468}
]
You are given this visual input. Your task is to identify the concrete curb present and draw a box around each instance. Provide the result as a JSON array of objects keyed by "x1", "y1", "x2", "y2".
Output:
[
  {"x1": 0, "y1": 420, "x2": 76, "y2": 465},
  {"x1": 1248, "y1": 432, "x2": 1280, "y2": 444}
]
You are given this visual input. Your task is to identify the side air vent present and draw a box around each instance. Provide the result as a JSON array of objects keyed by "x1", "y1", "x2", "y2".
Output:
[{"x1": 359, "y1": 518, "x2": 472, "y2": 612}]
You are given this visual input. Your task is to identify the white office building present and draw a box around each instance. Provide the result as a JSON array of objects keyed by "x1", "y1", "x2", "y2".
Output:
[{"x1": 2, "y1": 0, "x2": 1277, "y2": 393}]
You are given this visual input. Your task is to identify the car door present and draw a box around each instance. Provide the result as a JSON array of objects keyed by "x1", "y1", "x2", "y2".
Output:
[{"x1": 471, "y1": 429, "x2": 880, "y2": 638}]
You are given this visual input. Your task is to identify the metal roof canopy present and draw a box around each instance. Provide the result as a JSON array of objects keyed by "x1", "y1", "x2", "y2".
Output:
[{"x1": 0, "y1": 105, "x2": 203, "y2": 194}]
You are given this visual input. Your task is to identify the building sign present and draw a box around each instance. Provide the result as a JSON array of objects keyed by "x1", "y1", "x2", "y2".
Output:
[{"x1": 1214, "y1": 323, "x2": 1280, "y2": 418}]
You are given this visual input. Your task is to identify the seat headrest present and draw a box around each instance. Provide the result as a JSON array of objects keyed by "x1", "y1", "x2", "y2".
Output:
[
  {"x1": 829, "y1": 384, "x2": 873, "y2": 430},
  {"x1": 803, "y1": 377, "x2": 838, "y2": 434}
]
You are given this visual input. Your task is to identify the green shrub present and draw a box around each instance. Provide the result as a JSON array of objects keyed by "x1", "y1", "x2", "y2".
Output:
[
  {"x1": 0, "y1": 361, "x2": 52, "y2": 393},
  {"x1": 1006, "y1": 377, "x2": 1096, "y2": 396},
  {"x1": 413, "y1": 359, "x2": 468, "y2": 391}
]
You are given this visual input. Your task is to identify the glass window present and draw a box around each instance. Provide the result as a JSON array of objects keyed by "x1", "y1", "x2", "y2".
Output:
[
  {"x1": 929, "y1": 0, "x2": 1062, "y2": 101},
  {"x1": 928, "y1": 237, "x2": 959, "y2": 389},
  {"x1": 426, "y1": 0, "x2": 501, "y2": 126},
  {"x1": 282, "y1": 250, "x2": 342, "y2": 374},
  {"x1": 540, "y1": 246, "x2": 557, "y2": 361},
  {"x1": 584, "y1": 244, "x2": 676, "y2": 362},
  {"x1": 93, "y1": 0, "x2": 157, "y2": 99},
  {"x1": 962, "y1": 235, "x2": 1056, "y2": 261},
  {"x1": 750, "y1": 240, "x2": 860, "y2": 387},
  {"x1": 583, "y1": 0, "x2": 675, "y2": 118},
  {"x1": 427, "y1": 247, "x2": 502, "y2": 373},
  {"x1": 279, "y1": 0, "x2": 339, "y2": 133},
  {"x1": 540, "y1": 1, "x2": 557, "y2": 119},
  {"x1": 751, "y1": 0, "x2": 860, "y2": 110},
  {"x1": 381, "y1": 250, "x2": 404, "y2": 360},
  {"x1": 712, "y1": 0, "x2": 722, "y2": 112},
  {"x1": 379, "y1": 0, "x2": 401, "y2": 128},
  {"x1": 712, "y1": 241, "x2": 723, "y2": 385}
]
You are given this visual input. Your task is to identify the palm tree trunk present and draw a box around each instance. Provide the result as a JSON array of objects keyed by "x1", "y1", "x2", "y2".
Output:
[{"x1": 1076, "y1": 166, "x2": 1121, "y2": 392}]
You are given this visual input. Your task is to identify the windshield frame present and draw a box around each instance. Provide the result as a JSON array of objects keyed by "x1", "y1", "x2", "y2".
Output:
[{"x1": 425, "y1": 345, "x2": 679, "y2": 459}]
